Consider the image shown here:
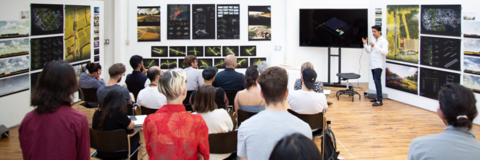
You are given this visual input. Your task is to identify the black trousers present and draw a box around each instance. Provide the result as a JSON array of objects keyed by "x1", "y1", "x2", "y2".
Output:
[{"x1": 371, "y1": 68, "x2": 383, "y2": 103}]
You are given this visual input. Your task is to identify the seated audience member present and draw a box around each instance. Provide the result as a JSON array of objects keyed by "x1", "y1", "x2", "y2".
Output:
[
  {"x1": 213, "y1": 55, "x2": 245, "y2": 93},
  {"x1": 408, "y1": 84, "x2": 480, "y2": 160},
  {"x1": 125, "y1": 55, "x2": 148, "y2": 96},
  {"x1": 79, "y1": 62, "x2": 105, "y2": 107},
  {"x1": 184, "y1": 55, "x2": 204, "y2": 91},
  {"x1": 234, "y1": 66, "x2": 265, "y2": 113},
  {"x1": 92, "y1": 89, "x2": 139, "y2": 160},
  {"x1": 287, "y1": 68, "x2": 327, "y2": 114},
  {"x1": 189, "y1": 66, "x2": 229, "y2": 108},
  {"x1": 97, "y1": 63, "x2": 132, "y2": 104},
  {"x1": 137, "y1": 66, "x2": 167, "y2": 109},
  {"x1": 269, "y1": 133, "x2": 321, "y2": 160},
  {"x1": 294, "y1": 62, "x2": 324, "y2": 93},
  {"x1": 19, "y1": 61, "x2": 90, "y2": 160},
  {"x1": 238, "y1": 66, "x2": 312, "y2": 160},
  {"x1": 257, "y1": 61, "x2": 269, "y2": 74},
  {"x1": 192, "y1": 85, "x2": 234, "y2": 134},
  {"x1": 143, "y1": 69, "x2": 210, "y2": 159}
]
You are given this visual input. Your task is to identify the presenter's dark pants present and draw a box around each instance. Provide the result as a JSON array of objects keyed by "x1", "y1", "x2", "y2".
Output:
[{"x1": 371, "y1": 68, "x2": 383, "y2": 103}]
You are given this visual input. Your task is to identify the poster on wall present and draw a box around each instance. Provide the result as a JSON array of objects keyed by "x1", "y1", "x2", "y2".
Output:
[
  {"x1": 420, "y1": 36, "x2": 461, "y2": 71},
  {"x1": 31, "y1": 4, "x2": 63, "y2": 36},
  {"x1": 222, "y1": 46, "x2": 239, "y2": 56},
  {"x1": 0, "y1": 20, "x2": 29, "y2": 39},
  {"x1": 160, "y1": 58, "x2": 177, "y2": 69},
  {"x1": 169, "y1": 46, "x2": 186, "y2": 57},
  {"x1": 73, "y1": 62, "x2": 88, "y2": 80},
  {"x1": 386, "y1": 5, "x2": 420, "y2": 64},
  {"x1": 385, "y1": 62, "x2": 418, "y2": 95},
  {"x1": 30, "y1": 71, "x2": 40, "y2": 93},
  {"x1": 464, "y1": 21, "x2": 480, "y2": 38},
  {"x1": 178, "y1": 59, "x2": 185, "y2": 68},
  {"x1": 30, "y1": 36, "x2": 64, "y2": 71},
  {"x1": 237, "y1": 58, "x2": 249, "y2": 68},
  {"x1": 137, "y1": 7, "x2": 161, "y2": 42},
  {"x1": 197, "y1": 58, "x2": 212, "y2": 69},
  {"x1": 64, "y1": 5, "x2": 91, "y2": 63},
  {"x1": 464, "y1": 38, "x2": 480, "y2": 57},
  {"x1": 192, "y1": 4, "x2": 215, "y2": 39},
  {"x1": 151, "y1": 46, "x2": 168, "y2": 57},
  {"x1": 0, "y1": 38, "x2": 29, "y2": 58},
  {"x1": 94, "y1": 7, "x2": 100, "y2": 61},
  {"x1": 94, "y1": 55, "x2": 99, "y2": 62},
  {"x1": 205, "y1": 46, "x2": 222, "y2": 57},
  {"x1": 217, "y1": 4, "x2": 240, "y2": 39},
  {"x1": 463, "y1": 74, "x2": 480, "y2": 93},
  {"x1": 419, "y1": 67, "x2": 460, "y2": 100},
  {"x1": 248, "y1": 6, "x2": 271, "y2": 41},
  {"x1": 0, "y1": 74, "x2": 29, "y2": 97},
  {"x1": 214, "y1": 58, "x2": 225, "y2": 69},
  {"x1": 420, "y1": 5, "x2": 461, "y2": 37},
  {"x1": 464, "y1": 12, "x2": 475, "y2": 20},
  {"x1": 143, "y1": 58, "x2": 159, "y2": 69},
  {"x1": 375, "y1": 8, "x2": 382, "y2": 26},
  {"x1": 240, "y1": 46, "x2": 257, "y2": 57},
  {"x1": 0, "y1": 55, "x2": 29, "y2": 78},
  {"x1": 187, "y1": 46, "x2": 204, "y2": 57},
  {"x1": 464, "y1": 56, "x2": 480, "y2": 75},
  {"x1": 250, "y1": 57, "x2": 266, "y2": 67},
  {"x1": 168, "y1": 5, "x2": 190, "y2": 39}
]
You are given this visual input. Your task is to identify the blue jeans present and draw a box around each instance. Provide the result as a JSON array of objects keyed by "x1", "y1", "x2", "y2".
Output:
[{"x1": 371, "y1": 68, "x2": 382, "y2": 103}]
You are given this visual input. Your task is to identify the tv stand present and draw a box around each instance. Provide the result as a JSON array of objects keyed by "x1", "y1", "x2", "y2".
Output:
[{"x1": 323, "y1": 47, "x2": 348, "y2": 88}]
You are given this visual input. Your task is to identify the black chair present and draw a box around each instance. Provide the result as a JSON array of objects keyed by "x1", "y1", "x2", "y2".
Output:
[
  {"x1": 90, "y1": 128, "x2": 141, "y2": 160},
  {"x1": 288, "y1": 109, "x2": 326, "y2": 160},
  {"x1": 140, "y1": 106, "x2": 158, "y2": 115},
  {"x1": 78, "y1": 88, "x2": 99, "y2": 109},
  {"x1": 225, "y1": 91, "x2": 238, "y2": 106},
  {"x1": 126, "y1": 103, "x2": 138, "y2": 116},
  {"x1": 237, "y1": 109, "x2": 258, "y2": 127},
  {"x1": 335, "y1": 73, "x2": 361, "y2": 102},
  {"x1": 209, "y1": 131, "x2": 238, "y2": 160}
]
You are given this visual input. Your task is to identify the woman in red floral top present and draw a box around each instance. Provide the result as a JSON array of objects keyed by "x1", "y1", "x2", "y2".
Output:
[{"x1": 143, "y1": 68, "x2": 210, "y2": 160}]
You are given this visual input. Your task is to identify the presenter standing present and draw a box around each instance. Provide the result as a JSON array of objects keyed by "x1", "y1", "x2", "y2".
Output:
[{"x1": 362, "y1": 25, "x2": 388, "y2": 106}]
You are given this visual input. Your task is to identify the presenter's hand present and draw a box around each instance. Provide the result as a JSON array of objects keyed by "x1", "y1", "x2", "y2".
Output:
[
  {"x1": 362, "y1": 37, "x2": 368, "y2": 44},
  {"x1": 370, "y1": 42, "x2": 375, "y2": 47}
]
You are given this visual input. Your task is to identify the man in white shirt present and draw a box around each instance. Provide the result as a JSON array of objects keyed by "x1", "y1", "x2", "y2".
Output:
[
  {"x1": 137, "y1": 66, "x2": 167, "y2": 109},
  {"x1": 362, "y1": 25, "x2": 388, "y2": 106},
  {"x1": 287, "y1": 68, "x2": 327, "y2": 114}
]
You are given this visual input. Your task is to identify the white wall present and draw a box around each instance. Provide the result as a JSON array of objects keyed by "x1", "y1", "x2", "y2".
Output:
[
  {"x1": 0, "y1": 0, "x2": 105, "y2": 128},
  {"x1": 371, "y1": 0, "x2": 480, "y2": 125}
]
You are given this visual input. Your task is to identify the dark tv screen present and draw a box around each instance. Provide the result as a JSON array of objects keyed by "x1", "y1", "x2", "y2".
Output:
[{"x1": 299, "y1": 9, "x2": 368, "y2": 48}]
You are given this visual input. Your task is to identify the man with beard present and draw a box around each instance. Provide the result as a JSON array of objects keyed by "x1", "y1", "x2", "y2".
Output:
[{"x1": 97, "y1": 63, "x2": 133, "y2": 105}]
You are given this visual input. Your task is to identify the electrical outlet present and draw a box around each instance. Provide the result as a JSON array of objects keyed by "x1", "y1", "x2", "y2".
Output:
[{"x1": 104, "y1": 39, "x2": 110, "y2": 44}]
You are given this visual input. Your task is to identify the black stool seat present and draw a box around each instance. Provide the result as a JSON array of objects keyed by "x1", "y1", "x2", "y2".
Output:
[{"x1": 335, "y1": 73, "x2": 361, "y2": 102}]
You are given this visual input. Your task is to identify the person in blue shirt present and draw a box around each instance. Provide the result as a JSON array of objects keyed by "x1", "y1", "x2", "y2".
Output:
[
  {"x1": 213, "y1": 55, "x2": 245, "y2": 93},
  {"x1": 79, "y1": 63, "x2": 105, "y2": 107}
]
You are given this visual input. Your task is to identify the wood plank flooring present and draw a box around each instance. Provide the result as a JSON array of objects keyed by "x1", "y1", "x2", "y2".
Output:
[{"x1": 1, "y1": 87, "x2": 480, "y2": 160}]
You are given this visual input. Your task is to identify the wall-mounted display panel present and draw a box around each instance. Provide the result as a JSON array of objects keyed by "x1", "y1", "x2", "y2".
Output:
[
  {"x1": 250, "y1": 57, "x2": 266, "y2": 67},
  {"x1": 205, "y1": 46, "x2": 222, "y2": 57},
  {"x1": 386, "y1": 5, "x2": 420, "y2": 64},
  {"x1": 64, "y1": 5, "x2": 91, "y2": 63},
  {"x1": 222, "y1": 46, "x2": 239, "y2": 56},
  {"x1": 464, "y1": 21, "x2": 480, "y2": 38},
  {"x1": 420, "y1": 67, "x2": 460, "y2": 100},
  {"x1": 0, "y1": 74, "x2": 29, "y2": 98},
  {"x1": 197, "y1": 58, "x2": 212, "y2": 69},
  {"x1": 214, "y1": 58, "x2": 225, "y2": 69},
  {"x1": 143, "y1": 58, "x2": 159, "y2": 69},
  {"x1": 137, "y1": 7, "x2": 161, "y2": 42},
  {"x1": 31, "y1": 4, "x2": 63, "y2": 36},
  {"x1": 30, "y1": 71, "x2": 40, "y2": 94},
  {"x1": 464, "y1": 38, "x2": 480, "y2": 57},
  {"x1": 420, "y1": 5, "x2": 461, "y2": 36},
  {"x1": 192, "y1": 4, "x2": 215, "y2": 39},
  {"x1": 178, "y1": 58, "x2": 184, "y2": 69},
  {"x1": 464, "y1": 56, "x2": 480, "y2": 75},
  {"x1": 385, "y1": 62, "x2": 418, "y2": 95},
  {"x1": 30, "y1": 36, "x2": 63, "y2": 71},
  {"x1": 160, "y1": 58, "x2": 177, "y2": 69},
  {"x1": 0, "y1": 20, "x2": 29, "y2": 39},
  {"x1": 463, "y1": 74, "x2": 480, "y2": 93},
  {"x1": 217, "y1": 4, "x2": 240, "y2": 39},
  {"x1": 420, "y1": 36, "x2": 461, "y2": 71},
  {"x1": 0, "y1": 38, "x2": 29, "y2": 58},
  {"x1": 236, "y1": 58, "x2": 249, "y2": 68},
  {"x1": 169, "y1": 46, "x2": 186, "y2": 57},
  {"x1": 240, "y1": 46, "x2": 257, "y2": 57},
  {"x1": 0, "y1": 55, "x2": 29, "y2": 78},
  {"x1": 168, "y1": 5, "x2": 190, "y2": 39},
  {"x1": 73, "y1": 62, "x2": 88, "y2": 80},
  {"x1": 248, "y1": 6, "x2": 271, "y2": 41},
  {"x1": 187, "y1": 46, "x2": 204, "y2": 57},
  {"x1": 151, "y1": 46, "x2": 168, "y2": 57}
]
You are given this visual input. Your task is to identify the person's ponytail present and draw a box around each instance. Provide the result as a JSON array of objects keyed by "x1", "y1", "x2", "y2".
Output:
[{"x1": 438, "y1": 84, "x2": 477, "y2": 129}]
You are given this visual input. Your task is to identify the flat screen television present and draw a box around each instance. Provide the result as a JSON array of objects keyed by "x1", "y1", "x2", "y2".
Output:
[{"x1": 299, "y1": 9, "x2": 368, "y2": 48}]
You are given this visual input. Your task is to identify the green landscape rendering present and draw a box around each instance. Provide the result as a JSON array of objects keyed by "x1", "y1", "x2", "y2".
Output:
[
  {"x1": 0, "y1": 20, "x2": 29, "y2": 39},
  {"x1": 386, "y1": 5, "x2": 419, "y2": 64},
  {"x1": 0, "y1": 38, "x2": 29, "y2": 58},
  {"x1": 386, "y1": 62, "x2": 418, "y2": 95}
]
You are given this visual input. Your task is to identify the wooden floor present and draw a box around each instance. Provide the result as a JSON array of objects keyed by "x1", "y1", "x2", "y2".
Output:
[{"x1": 1, "y1": 87, "x2": 480, "y2": 160}]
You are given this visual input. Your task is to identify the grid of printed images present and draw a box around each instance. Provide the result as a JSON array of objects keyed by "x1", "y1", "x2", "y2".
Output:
[
  {"x1": 217, "y1": 5, "x2": 240, "y2": 39},
  {"x1": 94, "y1": 7, "x2": 100, "y2": 62}
]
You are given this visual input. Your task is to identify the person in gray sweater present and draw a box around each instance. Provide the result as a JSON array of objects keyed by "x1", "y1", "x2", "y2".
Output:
[{"x1": 79, "y1": 63, "x2": 105, "y2": 107}]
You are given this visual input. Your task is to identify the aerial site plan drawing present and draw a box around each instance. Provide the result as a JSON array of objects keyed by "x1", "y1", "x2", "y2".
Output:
[
  {"x1": 31, "y1": 4, "x2": 63, "y2": 35},
  {"x1": 420, "y1": 5, "x2": 461, "y2": 36},
  {"x1": 64, "y1": 5, "x2": 91, "y2": 63}
]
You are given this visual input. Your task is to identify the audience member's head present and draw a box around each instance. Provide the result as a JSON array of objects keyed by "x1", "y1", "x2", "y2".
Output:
[
  {"x1": 301, "y1": 62, "x2": 314, "y2": 73},
  {"x1": 158, "y1": 68, "x2": 187, "y2": 100},
  {"x1": 31, "y1": 61, "x2": 78, "y2": 114},
  {"x1": 245, "y1": 66, "x2": 259, "y2": 89},
  {"x1": 301, "y1": 68, "x2": 317, "y2": 90},
  {"x1": 438, "y1": 83, "x2": 478, "y2": 129},
  {"x1": 257, "y1": 61, "x2": 269, "y2": 74},
  {"x1": 184, "y1": 55, "x2": 198, "y2": 69},
  {"x1": 225, "y1": 55, "x2": 237, "y2": 68},
  {"x1": 129, "y1": 55, "x2": 143, "y2": 70},
  {"x1": 202, "y1": 66, "x2": 218, "y2": 81},
  {"x1": 269, "y1": 133, "x2": 321, "y2": 160},
  {"x1": 108, "y1": 63, "x2": 126, "y2": 82},
  {"x1": 193, "y1": 85, "x2": 218, "y2": 113},
  {"x1": 98, "y1": 89, "x2": 127, "y2": 130},
  {"x1": 258, "y1": 66, "x2": 289, "y2": 106},
  {"x1": 86, "y1": 63, "x2": 102, "y2": 75},
  {"x1": 147, "y1": 66, "x2": 161, "y2": 82}
]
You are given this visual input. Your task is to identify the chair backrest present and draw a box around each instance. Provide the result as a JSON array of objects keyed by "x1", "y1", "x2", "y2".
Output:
[
  {"x1": 127, "y1": 103, "x2": 135, "y2": 115},
  {"x1": 237, "y1": 109, "x2": 258, "y2": 127},
  {"x1": 208, "y1": 131, "x2": 238, "y2": 154},
  {"x1": 287, "y1": 109, "x2": 324, "y2": 130},
  {"x1": 130, "y1": 90, "x2": 141, "y2": 102},
  {"x1": 90, "y1": 128, "x2": 129, "y2": 153},
  {"x1": 225, "y1": 91, "x2": 238, "y2": 106},
  {"x1": 141, "y1": 106, "x2": 158, "y2": 115},
  {"x1": 80, "y1": 88, "x2": 99, "y2": 103},
  {"x1": 182, "y1": 91, "x2": 194, "y2": 111}
]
